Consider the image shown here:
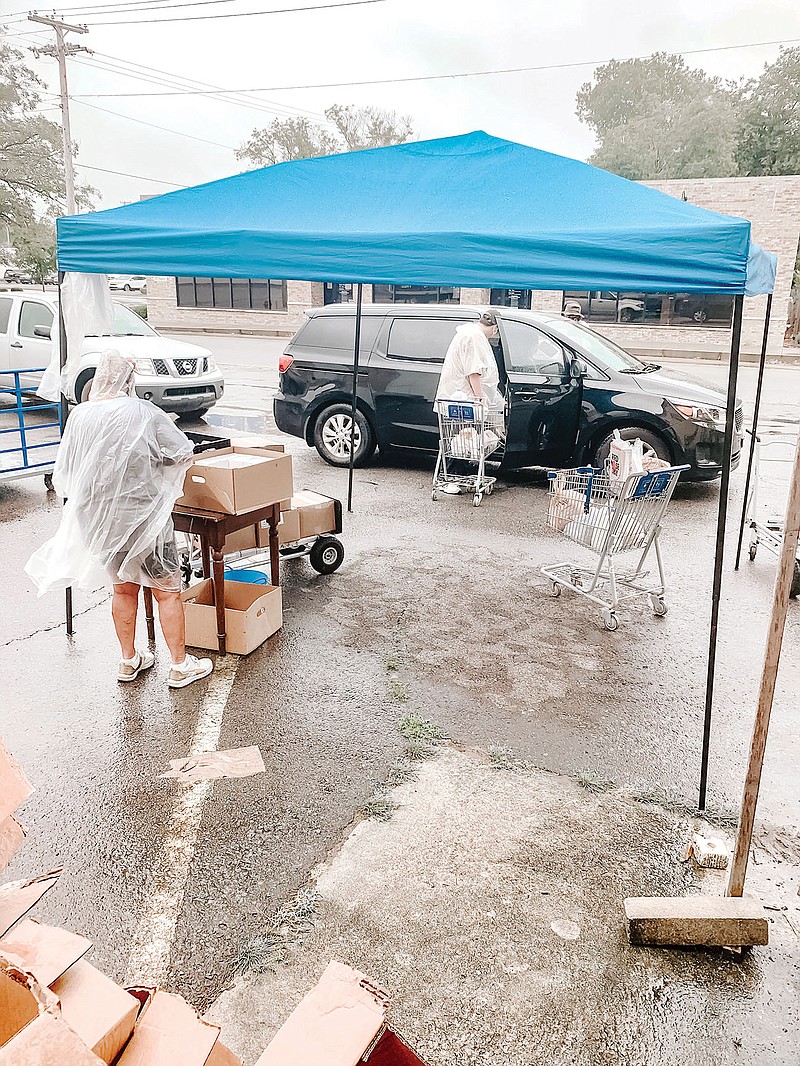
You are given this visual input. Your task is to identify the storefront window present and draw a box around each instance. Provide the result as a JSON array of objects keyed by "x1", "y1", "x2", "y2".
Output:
[
  {"x1": 562, "y1": 291, "x2": 733, "y2": 327},
  {"x1": 175, "y1": 277, "x2": 287, "y2": 311},
  {"x1": 372, "y1": 285, "x2": 461, "y2": 304},
  {"x1": 490, "y1": 289, "x2": 532, "y2": 309}
]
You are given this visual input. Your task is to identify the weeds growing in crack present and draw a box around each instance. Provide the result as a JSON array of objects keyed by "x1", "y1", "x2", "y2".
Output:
[
  {"x1": 631, "y1": 786, "x2": 737, "y2": 828},
  {"x1": 399, "y1": 712, "x2": 446, "y2": 762},
  {"x1": 234, "y1": 887, "x2": 320, "y2": 976},
  {"x1": 388, "y1": 679, "x2": 410, "y2": 702},
  {"x1": 362, "y1": 787, "x2": 399, "y2": 822},
  {"x1": 385, "y1": 652, "x2": 401, "y2": 672},
  {"x1": 576, "y1": 769, "x2": 615, "y2": 794},
  {"x1": 385, "y1": 758, "x2": 416, "y2": 787},
  {"x1": 487, "y1": 745, "x2": 535, "y2": 773}
]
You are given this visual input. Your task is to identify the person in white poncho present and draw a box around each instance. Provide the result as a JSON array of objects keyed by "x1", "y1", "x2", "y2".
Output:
[
  {"x1": 435, "y1": 310, "x2": 503, "y2": 494},
  {"x1": 25, "y1": 350, "x2": 214, "y2": 689}
]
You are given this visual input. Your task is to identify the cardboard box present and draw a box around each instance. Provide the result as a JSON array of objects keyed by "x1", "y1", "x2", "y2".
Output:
[
  {"x1": 293, "y1": 491, "x2": 337, "y2": 540},
  {"x1": 0, "y1": 739, "x2": 31, "y2": 825},
  {"x1": 177, "y1": 447, "x2": 293, "y2": 515},
  {"x1": 52, "y1": 960, "x2": 140, "y2": 1064},
  {"x1": 116, "y1": 990, "x2": 221, "y2": 1066},
  {"x1": 0, "y1": 919, "x2": 91, "y2": 987},
  {"x1": 0, "y1": 1011, "x2": 106, "y2": 1065},
  {"x1": 0, "y1": 871, "x2": 62, "y2": 939},
  {"x1": 222, "y1": 524, "x2": 259, "y2": 555},
  {"x1": 276, "y1": 508, "x2": 301, "y2": 546},
  {"x1": 181, "y1": 580, "x2": 282, "y2": 656}
]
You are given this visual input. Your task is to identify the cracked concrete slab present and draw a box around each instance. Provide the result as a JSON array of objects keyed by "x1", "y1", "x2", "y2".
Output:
[{"x1": 207, "y1": 747, "x2": 799, "y2": 1066}]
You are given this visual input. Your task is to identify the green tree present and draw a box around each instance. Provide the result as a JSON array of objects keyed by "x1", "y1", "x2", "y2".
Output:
[
  {"x1": 735, "y1": 47, "x2": 800, "y2": 176},
  {"x1": 13, "y1": 217, "x2": 56, "y2": 287},
  {"x1": 237, "y1": 104, "x2": 413, "y2": 167},
  {"x1": 576, "y1": 53, "x2": 741, "y2": 180}
]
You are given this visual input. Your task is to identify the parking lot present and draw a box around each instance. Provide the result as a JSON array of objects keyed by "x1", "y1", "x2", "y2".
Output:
[{"x1": 1, "y1": 332, "x2": 798, "y2": 1061}]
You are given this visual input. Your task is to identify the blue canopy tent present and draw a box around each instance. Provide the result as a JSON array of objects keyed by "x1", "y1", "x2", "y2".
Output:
[{"x1": 56, "y1": 131, "x2": 777, "y2": 806}]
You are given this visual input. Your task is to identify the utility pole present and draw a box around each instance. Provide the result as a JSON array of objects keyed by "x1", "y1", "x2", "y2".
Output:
[
  {"x1": 28, "y1": 13, "x2": 90, "y2": 215},
  {"x1": 28, "y1": 13, "x2": 89, "y2": 638}
]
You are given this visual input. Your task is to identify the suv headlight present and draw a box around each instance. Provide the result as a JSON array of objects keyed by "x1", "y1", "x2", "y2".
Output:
[
  {"x1": 671, "y1": 401, "x2": 726, "y2": 430},
  {"x1": 133, "y1": 357, "x2": 155, "y2": 374},
  {"x1": 204, "y1": 356, "x2": 217, "y2": 373}
]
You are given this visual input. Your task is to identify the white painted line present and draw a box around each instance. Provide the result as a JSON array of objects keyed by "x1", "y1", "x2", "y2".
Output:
[{"x1": 125, "y1": 655, "x2": 239, "y2": 986}]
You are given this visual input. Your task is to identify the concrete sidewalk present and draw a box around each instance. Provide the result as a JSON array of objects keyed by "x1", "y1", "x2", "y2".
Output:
[{"x1": 207, "y1": 747, "x2": 799, "y2": 1066}]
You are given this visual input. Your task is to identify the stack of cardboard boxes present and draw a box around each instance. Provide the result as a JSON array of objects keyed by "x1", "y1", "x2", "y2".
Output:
[
  {"x1": 175, "y1": 435, "x2": 338, "y2": 657},
  {"x1": 0, "y1": 739, "x2": 427, "y2": 1064}
]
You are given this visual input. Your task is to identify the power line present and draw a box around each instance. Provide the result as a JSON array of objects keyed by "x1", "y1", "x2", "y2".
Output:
[
  {"x1": 76, "y1": 162, "x2": 187, "y2": 186},
  {"x1": 85, "y1": 0, "x2": 389, "y2": 26},
  {"x1": 71, "y1": 35, "x2": 800, "y2": 97},
  {"x1": 86, "y1": 49, "x2": 329, "y2": 121},
  {"x1": 73, "y1": 97, "x2": 238, "y2": 149},
  {"x1": 47, "y1": 0, "x2": 271, "y2": 15}
]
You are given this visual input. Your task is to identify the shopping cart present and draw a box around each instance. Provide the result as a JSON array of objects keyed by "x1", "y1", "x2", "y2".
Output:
[
  {"x1": 742, "y1": 432, "x2": 800, "y2": 598},
  {"x1": 431, "y1": 399, "x2": 505, "y2": 507},
  {"x1": 0, "y1": 368, "x2": 62, "y2": 488},
  {"x1": 541, "y1": 464, "x2": 688, "y2": 630}
]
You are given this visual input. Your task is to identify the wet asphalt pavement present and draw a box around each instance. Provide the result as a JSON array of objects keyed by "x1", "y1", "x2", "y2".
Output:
[{"x1": 1, "y1": 337, "x2": 798, "y2": 1015}]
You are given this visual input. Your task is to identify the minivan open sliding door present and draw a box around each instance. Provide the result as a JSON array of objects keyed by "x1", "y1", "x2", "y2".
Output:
[{"x1": 500, "y1": 318, "x2": 582, "y2": 468}]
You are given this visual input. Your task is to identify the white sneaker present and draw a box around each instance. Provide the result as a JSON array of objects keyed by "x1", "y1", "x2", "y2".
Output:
[
  {"x1": 117, "y1": 650, "x2": 155, "y2": 682},
  {"x1": 441, "y1": 483, "x2": 462, "y2": 495},
  {"x1": 168, "y1": 654, "x2": 214, "y2": 689}
]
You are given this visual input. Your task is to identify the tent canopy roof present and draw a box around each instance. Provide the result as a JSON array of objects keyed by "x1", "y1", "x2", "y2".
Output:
[{"x1": 57, "y1": 131, "x2": 775, "y2": 295}]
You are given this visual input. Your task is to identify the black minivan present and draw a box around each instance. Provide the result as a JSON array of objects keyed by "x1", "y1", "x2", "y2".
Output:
[{"x1": 274, "y1": 305, "x2": 742, "y2": 480}]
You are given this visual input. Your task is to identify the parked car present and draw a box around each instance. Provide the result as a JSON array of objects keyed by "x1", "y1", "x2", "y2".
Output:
[
  {"x1": 274, "y1": 305, "x2": 743, "y2": 481},
  {"x1": 109, "y1": 275, "x2": 147, "y2": 293},
  {"x1": 0, "y1": 292, "x2": 224, "y2": 416},
  {"x1": 563, "y1": 291, "x2": 646, "y2": 323},
  {"x1": 673, "y1": 294, "x2": 734, "y2": 324}
]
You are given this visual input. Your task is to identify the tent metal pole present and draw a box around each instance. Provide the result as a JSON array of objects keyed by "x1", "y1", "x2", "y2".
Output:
[
  {"x1": 57, "y1": 270, "x2": 73, "y2": 636},
  {"x1": 346, "y1": 283, "x2": 363, "y2": 513},
  {"x1": 735, "y1": 292, "x2": 773, "y2": 570},
  {"x1": 698, "y1": 293, "x2": 744, "y2": 810}
]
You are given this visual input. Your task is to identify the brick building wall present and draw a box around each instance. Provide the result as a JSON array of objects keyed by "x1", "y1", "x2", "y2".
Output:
[{"x1": 146, "y1": 277, "x2": 325, "y2": 335}]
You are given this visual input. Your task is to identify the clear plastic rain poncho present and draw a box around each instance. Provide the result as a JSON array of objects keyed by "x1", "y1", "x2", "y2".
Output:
[{"x1": 25, "y1": 350, "x2": 195, "y2": 594}]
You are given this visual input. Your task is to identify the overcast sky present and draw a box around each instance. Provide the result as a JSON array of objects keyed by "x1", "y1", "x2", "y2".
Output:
[{"x1": 2, "y1": 0, "x2": 799, "y2": 208}]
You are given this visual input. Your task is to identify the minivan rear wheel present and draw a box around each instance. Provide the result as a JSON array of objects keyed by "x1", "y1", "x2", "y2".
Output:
[
  {"x1": 313, "y1": 403, "x2": 376, "y2": 467},
  {"x1": 591, "y1": 426, "x2": 672, "y2": 470}
]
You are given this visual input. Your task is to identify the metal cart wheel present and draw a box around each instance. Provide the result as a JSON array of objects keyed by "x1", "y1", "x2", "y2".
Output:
[
  {"x1": 473, "y1": 492, "x2": 483, "y2": 507},
  {"x1": 649, "y1": 594, "x2": 668, "y2": 617},
  {"x1": 431, "y1": 489, "x2": 438, "y2": 501},
  {"x1": 549, "y1": 582, "x2": 562, "y2": 598},
  {"x1": 602, "y1": 609, "x2": 619, "y2": 632},
  {"x1": 44, "y1": 473, "x2": 54, "y2": 491},
  {"x1": 748, "y1": 541, "x2": 758, "y2": 561},
  {"x1": 309, "y1": 535, "x2": 345, "y2": 575}
]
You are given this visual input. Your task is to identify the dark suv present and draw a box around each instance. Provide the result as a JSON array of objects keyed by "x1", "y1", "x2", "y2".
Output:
[{"x1": 274, "y1": 305, "x2": 742, "y2": 480}]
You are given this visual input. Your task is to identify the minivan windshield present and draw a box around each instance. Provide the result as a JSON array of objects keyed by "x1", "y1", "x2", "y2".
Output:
[{"x1": 548, "y1": 317, "x2": 646, "y2": 373}]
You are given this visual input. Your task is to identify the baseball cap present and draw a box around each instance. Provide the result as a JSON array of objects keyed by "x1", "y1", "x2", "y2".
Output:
[{"x1": 479, "y1": 311, "x2": 498, "y2": 326}]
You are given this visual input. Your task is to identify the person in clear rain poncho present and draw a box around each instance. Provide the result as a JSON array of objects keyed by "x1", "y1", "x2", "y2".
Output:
[{"x1": 25, "y1": 350, "x2": 214, "y2": 689}]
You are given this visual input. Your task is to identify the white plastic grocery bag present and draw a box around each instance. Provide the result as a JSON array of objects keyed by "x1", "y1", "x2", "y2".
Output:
[{"x1": 608, "y1": 430, "x2": 644, "y2": 489}]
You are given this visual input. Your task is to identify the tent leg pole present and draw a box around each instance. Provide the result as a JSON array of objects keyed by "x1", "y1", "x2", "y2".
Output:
[
  {"x1": 699, "y1": 294, "x2": 744, "y2": 810},
  {"x1": 58, "y1": 271, "x2": 74, "y2": 636},
  {"x1": 347, "y1": 283, "x2": 363, "y2": 514},
  {"x1": 727, "y1": 423, "x2": 800, "y2": 896},
  {"x1": 735, "y1": 293, "x2": 773, "y2": 570}
]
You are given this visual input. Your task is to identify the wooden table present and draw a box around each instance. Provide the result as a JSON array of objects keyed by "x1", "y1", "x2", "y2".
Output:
[{"x1": 143, "y1": 501, "x2": 281, "y2": 655}]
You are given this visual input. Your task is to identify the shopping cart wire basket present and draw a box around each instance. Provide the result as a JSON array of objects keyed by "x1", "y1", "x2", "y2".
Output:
[
  {"x1": 541, "y1": 464, "x2": 689, "y2": 630},
  {"x1": 432, "y1": 399, "x2": 505, "y2": 507}
]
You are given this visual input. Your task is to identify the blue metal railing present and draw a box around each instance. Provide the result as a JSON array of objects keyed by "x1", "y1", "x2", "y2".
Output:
[{"x1": 0, "y1": 368, "x2": 62, "y2": 477}]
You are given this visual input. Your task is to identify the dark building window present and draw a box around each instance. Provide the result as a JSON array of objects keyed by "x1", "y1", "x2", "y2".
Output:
[
  {"x1": 490, "y1": 289, "x2": 532, "y2": 310},
  {"x1": 372, "y1": 284, "x2": 461, "y2": 304},
  {"x1": 176, "y1": 277, "x2": 287, "y2": 311},
  {"x1": 563, "y1": 291, "x2": 733, "y2": 327}
]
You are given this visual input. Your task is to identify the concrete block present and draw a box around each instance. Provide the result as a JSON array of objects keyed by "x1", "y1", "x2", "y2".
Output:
[{"x1": 624, "y1": 895, "x2": 769, "y2": 947}]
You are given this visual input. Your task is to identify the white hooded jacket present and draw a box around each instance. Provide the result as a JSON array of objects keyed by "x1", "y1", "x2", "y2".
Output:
[{"x1": 435, "y1": 322, "x2": 502, "y2": 408}]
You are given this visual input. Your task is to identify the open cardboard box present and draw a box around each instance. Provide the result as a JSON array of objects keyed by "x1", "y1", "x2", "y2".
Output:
[
  {"x1": 177, "y1": 447, "x2": 293, "y2": 515},
  {"x1": 228, "y1": 434, "x2": 285, "y2": 453},
  {"x1": 255, "y1": 962, "x2": 428, "y2": 1066},
  {"x1": 117, "y1": 989, "x2": 241, "y2": 1066},
  {"x1": 181, "y1": 579, "x2": 282, "y2": 655}
]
